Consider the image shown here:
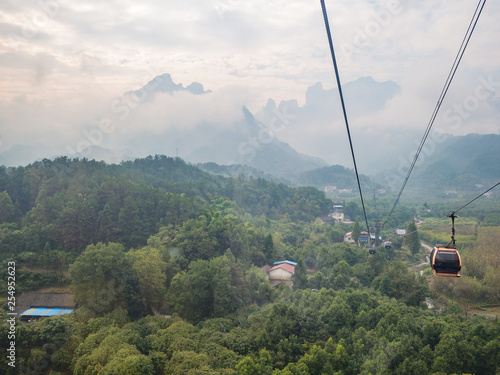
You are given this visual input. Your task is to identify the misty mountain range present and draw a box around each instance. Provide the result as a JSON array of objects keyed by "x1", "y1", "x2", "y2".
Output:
[{"x1": 1, "y1": 74, "x2": 498, "y2": 189}]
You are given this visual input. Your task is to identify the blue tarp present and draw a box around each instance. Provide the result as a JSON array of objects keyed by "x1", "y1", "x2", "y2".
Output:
[
  {"x1": 20, "y1": 307, "x2": 74, "y2": 317},
  {"x1": 273, "y1": 260, "x2": 298, "y2": 266}
]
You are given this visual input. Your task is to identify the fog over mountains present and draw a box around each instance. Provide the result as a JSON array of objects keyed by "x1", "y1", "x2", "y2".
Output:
[{"x1": 1, "y1": 74, "x2": 498, "y2": 184}]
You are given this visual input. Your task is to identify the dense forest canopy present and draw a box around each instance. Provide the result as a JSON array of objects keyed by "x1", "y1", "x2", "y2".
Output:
[
  {"x1": 0, "y1": 156, "x2": 332, "y2": 256},
  {"x1": 0, "y1": 156, "x2": 499, "y2": 375}
]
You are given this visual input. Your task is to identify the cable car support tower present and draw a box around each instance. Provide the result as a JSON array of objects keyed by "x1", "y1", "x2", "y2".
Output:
[{"x1": 371, "y1": 190, "x2": 382, "y2": 248}]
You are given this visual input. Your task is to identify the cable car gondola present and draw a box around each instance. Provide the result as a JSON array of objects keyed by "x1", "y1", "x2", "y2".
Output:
[
  {"x1": 369, "y1": 246, "x2": 376, "y2": 255},
  {"x1": 430, "y1": 245, "x2": 461, "y2": 277},
  {"x1": 429, "y1": 213, "x2": 462, "y2": 277}
]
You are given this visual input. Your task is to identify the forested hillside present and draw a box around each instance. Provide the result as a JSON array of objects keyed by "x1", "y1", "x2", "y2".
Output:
[
  {"x1": 0, "y1": 156, "x2": 499, "y2": 375},
  {"x1": 296, "y1": 165, "x2": 374, "y2": 190},
  {"x1": 0, "y1": 156, "x2": 331, "y2": 256}
]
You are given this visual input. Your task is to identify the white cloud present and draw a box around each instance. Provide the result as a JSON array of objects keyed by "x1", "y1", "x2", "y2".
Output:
[
  {"x1": 119, "y1": 85, "x2": 251, "y2": 134},
  {"x1": 0, "y1": 0, "x2": 498, "y2": 160}
]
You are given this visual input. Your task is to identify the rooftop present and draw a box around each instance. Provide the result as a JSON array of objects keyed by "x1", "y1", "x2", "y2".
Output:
[
  {"x1": 16, "y1": 292, "x2": 75, "y2": 316},
  {"x1": 269, "y1": 263, "x2": 295, "y2": 274},
  {"x1": 272, "y1": 260, "x2": 298, "y2": 266},
  {"x1": 20, "y1": 307, "x2": 74, "y2": 318}
]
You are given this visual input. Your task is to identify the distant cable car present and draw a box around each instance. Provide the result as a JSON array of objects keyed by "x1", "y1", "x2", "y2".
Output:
[
  {"x1": 429, "y1": 213, "x2": 462, "y2": 277},
  {"x1": 430, "y1": 246, "x2": 461, "y2": 277},
  {"x1": 369, "y1": 246, "x2": 376, "y2": 255},
  {"x1": 384, "y1": 241, "x2": 391, "y2": 250}
]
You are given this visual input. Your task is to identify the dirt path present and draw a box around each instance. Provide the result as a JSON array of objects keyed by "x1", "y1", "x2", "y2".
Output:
[
  {"x1": 409, "y1": 262, "x2": 428, "y2": 274},
  {"x1": 421, "y1": 242, "x2": 433, "y2": 252},
  {"x1": 409, "y1": 243, "x2": 434, "y2": 309},
  {"x1": 407, "y1": 242, "x2": 432, "y2": 274}
]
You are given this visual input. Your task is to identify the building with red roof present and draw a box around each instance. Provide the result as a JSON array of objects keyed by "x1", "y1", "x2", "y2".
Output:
[{"x1": 268, "y1": 261, "x2": 295, "y2": 287}]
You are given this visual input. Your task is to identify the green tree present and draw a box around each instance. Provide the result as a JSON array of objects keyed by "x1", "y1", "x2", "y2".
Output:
[
  {"x1": 188, "y1": 259, "x2": 213, "y2": 322},
  {"x1": 0, "y1": 191, "x2": 16, "y2": 223},
  {"x1": 172, "y1": 218, "x2": 218, "y2": 261},
  {"x1": 344, "y1": 201, "x2": 361, "y2": 222},
  {"x1": 96, "y1": 203, "x2": 115, "y2": 242},
  {"x1": 165, "y1": 351, "x2": 212, "y2": 375},
  {"x1": 130, "y1": 247, "x2": 167, "y2": 315},
  {"x1": 329, "y1": 227, "x2": 345, "y2": 243},
  {"x1": 405, "y1": 221, "x2": 420, "y2": 255},
  {"x1": 352, "y1": 221, "x2": 361, "y2": 244},
  {"x1": 166, "y1": 272, "x2": 193, "y2": 321},
  {"x1": 433, "y1": 330, "x2": 475, "y2": 374},
  {"x1": 372, "y1": 261, "x2": 428, "y2": 306},
  {"x1": 236, "y1": 349, "x2": 273, "y2": 375},
  {"x1": 56, "y1": 191, "x2": 99, "y2": 251},
  {"x1": 210, "y1": 255, "x2": 237, "y2": 318},
  {"x1": 242, "y1": 266, "x2": 274, "y2": 306},
  {"x1": 69, "y1": 243, "x2": 132, "y2": 315},
  {"x1": 264, "y1": 233, "x2": 275, "y2": 262},
  {"x1": 101, "y1": 354, "x2": 155, "y2": 375},
  {"x1": 235, "y1": 356, "x2": 261, "y2": 375},
  {"x1": 292, "y1": 259, "x2": 308, "y2": 290}
]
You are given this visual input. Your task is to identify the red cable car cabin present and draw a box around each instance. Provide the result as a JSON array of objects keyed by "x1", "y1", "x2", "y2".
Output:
[{"x1": 430, "y1": 246, "x2": 462, "y2": 277}]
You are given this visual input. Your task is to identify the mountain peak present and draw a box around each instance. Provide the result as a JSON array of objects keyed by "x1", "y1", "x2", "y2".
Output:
[
  {"x1": 186, "y1": 82, "x2": 210, "y2": 95},
  {"x1": 148, "y1": 73, "x2": 184, "y2": 93},
  {"x1": 242, "y1": 106, "x2": 256, "y2": 126},
  {"x1": 126, "y1": 74, "x2": 209, "y2": 98},
  {"x1": 265, "y1": 98, "x2": 277, "y2": 112}
]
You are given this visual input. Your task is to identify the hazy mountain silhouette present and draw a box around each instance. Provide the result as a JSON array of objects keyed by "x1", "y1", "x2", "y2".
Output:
[{"x1": 2, "y1": 74, "x2": 497, "y2": 188}]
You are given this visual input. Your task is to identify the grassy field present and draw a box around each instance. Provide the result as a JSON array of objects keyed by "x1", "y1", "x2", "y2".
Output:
[
  {"x1": 420, "y1": 225, "x2": 500, "y2": 314},
  {"x1": 471, "y1": 305, "x2": 500, "y2": 318}
]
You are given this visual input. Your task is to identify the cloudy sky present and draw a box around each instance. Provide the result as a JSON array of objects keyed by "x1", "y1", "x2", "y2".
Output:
[{"x1": 0, "y1": 0, "x2": 499, "y2": 164}]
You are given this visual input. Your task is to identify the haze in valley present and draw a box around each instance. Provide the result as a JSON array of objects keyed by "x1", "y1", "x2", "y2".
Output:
[{"x1": 0, "y1": 0, "x2": 499, "y2": 179}]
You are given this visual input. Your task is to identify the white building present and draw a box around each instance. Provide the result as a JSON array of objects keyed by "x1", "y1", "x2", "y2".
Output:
[
  {"x1": 268, "y1": 262, "x2": 295, "y2": 287},
  {"x1": 328, "y1": 211, "x2": 344, "y2": 223},
  {"x1": 344, "y1": 231, "x2": 354, "y2": 244}
]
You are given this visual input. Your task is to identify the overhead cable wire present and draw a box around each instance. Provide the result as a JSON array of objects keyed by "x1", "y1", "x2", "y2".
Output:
[
  {"x1": 383, "y1": 0, "x2": 487, "y2": 226},
  {"x1": 404, "y1": 180, "x2": 499, "y2": 237},
  {"x1": 449, "y1": 180, "x2": 500, "y2": 215},
  {"x1": 405, "y1": 216, "x2": 451, "y2": 238},
  {"x1": 320, "y1": 0, "x2": 370, "y2": 234}
]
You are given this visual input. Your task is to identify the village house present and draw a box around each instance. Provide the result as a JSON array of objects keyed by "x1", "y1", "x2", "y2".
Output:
[
  {"x1": 358, "y1": 231, "x2": 370, "y2": 246},
  {"x1": 324, "y1": 186, "x2": 337, "y2": 193},
  {"x1": 267, "y1": 260, "x2": 296, "y2": 288},
  {"x1": 344, "y1": 231, "x2": 355, "y2": 244},
  {"x1": 17, "y1": 292, "x2": 75, "y2": 322},
  {"x1": 338, "y1": 189, "x2": 353, "y2": 194},
  {"x1": 328, "y1": 211, "x2": 344, "y2": 223}
]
